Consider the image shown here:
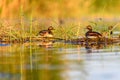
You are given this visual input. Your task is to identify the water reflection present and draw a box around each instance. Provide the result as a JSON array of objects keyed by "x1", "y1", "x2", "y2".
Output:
[
  {"x1": 84, "y1": 40, "x2": 108, "y2": 54},
  {"x1": 0, "y1": 43, "x2": 120, "y2": 80}
]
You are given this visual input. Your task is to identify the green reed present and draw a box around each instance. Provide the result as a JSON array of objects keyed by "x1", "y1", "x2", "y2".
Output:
[{"x1": 30, "y1": 12, "x2": 33, "y2": 72}]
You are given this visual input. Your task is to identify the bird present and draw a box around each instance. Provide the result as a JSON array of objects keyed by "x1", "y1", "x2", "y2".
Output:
[
  {"x1": 36, "y1": 26, "x2": 55, "y2": 47},
  {"x1": 37, "y1": 26, "x2": 55, "y2": 37},
  {"x1": 85, "y1": 25, "x2": 102, "y2": 38},
  {"x1": 108, "y1": 26, "x2": 113, "y2": 35}
]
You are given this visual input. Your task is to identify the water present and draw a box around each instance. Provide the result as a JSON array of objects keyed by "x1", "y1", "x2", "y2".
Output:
[{"x1": 0, "y1": 42, "x2": 120, "y2": 80}]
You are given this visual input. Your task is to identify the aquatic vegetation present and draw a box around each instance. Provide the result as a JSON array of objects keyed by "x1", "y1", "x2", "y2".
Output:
[{"x1": 0, "y1": 17, "x2": 120, "y2": 44}]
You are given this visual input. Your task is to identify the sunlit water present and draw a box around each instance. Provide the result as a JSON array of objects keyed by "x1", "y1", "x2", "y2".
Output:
[{"x1": 0, "y1": 42, "x2": 120, "y2": 80}]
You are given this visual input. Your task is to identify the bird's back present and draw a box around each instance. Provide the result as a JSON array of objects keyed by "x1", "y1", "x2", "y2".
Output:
[
  {"x1": 38, "y1": 30, "x2": 48, "y2": 36},
  {"x1": 86, "y1": 31, "x2": 102, "y2": 38}
]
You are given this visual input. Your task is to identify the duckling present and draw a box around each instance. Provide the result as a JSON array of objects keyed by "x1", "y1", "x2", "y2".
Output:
[
  {"x1": 101, "y1": 26, "x2": 113, "y2": 38},
  {"x1": 85, "y1": 25, "x2": 102, "y2": 38},
  {"x1": 37, "y1": 26, "x2": 55, "y2": 37},
  {"x1": 108, "y1": 26, "x2": 113, "y2": 36}
]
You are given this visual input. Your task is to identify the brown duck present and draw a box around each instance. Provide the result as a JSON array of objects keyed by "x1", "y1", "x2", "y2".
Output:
[
  {"x1": 37, "y1": 26, "x2": 55, "y2": 37},
  {"x1": 85, "y1": 25, "x2": 102, "y2": 38}
]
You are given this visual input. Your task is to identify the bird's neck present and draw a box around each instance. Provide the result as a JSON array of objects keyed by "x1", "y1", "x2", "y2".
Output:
[{"x1": 88, "y1": 29, "x2": 92, "y2": 32}]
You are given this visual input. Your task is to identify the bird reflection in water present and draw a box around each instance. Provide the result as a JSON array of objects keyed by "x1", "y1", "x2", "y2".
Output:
[
  {"x1": 38, "y1": 40, "x2": 55, "y2": 48},
  {"x1": 85, "y1": 42, "x2": 105, "y2": 53}
]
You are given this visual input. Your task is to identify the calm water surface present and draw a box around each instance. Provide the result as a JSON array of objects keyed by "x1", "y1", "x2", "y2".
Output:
[{"x1": 0, "y1": 42, "x2": 120, "y2": 80}]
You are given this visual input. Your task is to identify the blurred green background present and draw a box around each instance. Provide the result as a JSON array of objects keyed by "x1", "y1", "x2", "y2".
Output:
[{"x1": 0, "y1": 0, "x2": 120, "y2": 18}]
